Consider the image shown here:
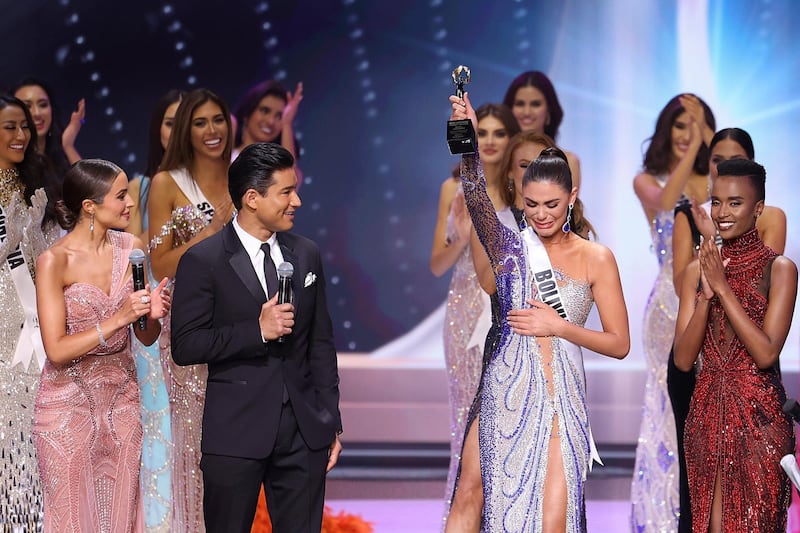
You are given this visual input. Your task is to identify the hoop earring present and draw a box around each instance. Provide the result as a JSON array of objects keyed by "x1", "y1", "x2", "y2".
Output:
[
  {"x1": 89, "y1": 212, "x2": 95, "y2": 234},
  {"x1": 562, "y1": 203, "x2": 573, "y2": 234}
]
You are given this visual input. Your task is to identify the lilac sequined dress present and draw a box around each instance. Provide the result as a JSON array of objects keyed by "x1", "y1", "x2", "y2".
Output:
[
  {"x1": 631, "y1": 177, "x2": 681, "y2": 532},
  {"x1": 33, "y1": 230, "x2": 143, "y2": 533},
  {"x1": 460, "y1": 154, "x2": 596, "y2": 532}
]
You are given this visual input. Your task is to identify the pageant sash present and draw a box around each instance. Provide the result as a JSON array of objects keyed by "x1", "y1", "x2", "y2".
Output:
[
  {"x1": 170, "y1": 167, "x2": 216, "y2": 221},
  {"x1": 0, "y1": 202, "x2": 46, "y2": 371},
  {"x1": 521, "y1": 227, "x2": 602, "y2": 468}
]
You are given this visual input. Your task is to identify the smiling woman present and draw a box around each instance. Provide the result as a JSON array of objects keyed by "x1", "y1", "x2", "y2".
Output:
[
  {"x1": 146, "y1": 88, "x2": 234, "y2": 533},
  {"x1": 0, "y1": 94, "x2": 60, "y2": 532}
]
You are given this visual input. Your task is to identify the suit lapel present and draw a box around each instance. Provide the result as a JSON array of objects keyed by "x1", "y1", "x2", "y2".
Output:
[
  {"x1": 277, "y1": 233, "x2": 301, "y2": 299},
  {"x1": 224, "y1": 224, "x2": 267, "y2": 303}
]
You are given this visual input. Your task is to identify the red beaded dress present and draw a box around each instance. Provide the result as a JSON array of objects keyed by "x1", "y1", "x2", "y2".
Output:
[{"x1": 685, "y1": 228, "x2": 793, "y2": 532}]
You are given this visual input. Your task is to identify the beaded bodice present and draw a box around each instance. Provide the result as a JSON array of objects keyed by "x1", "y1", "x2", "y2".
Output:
[{"x1": 0, "y1": 168, "x2": 24, "y2": 207}]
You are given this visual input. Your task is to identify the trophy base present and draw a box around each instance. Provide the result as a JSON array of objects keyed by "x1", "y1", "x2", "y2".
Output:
[{"x1": 447, "y1": 119, "x2": 477, "y2": 155}]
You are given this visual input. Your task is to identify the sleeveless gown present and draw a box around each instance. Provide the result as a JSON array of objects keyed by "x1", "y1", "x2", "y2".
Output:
[
  {"x1": 0, "y1": 174, "x2": 55, "y2": 532},
  {"x1": 149, "y1": 167, "x2": 213, "y2": 533},
  {"x1": 441, "y1": 183, "x2": 517, "y2": 527},
  {"x1": 686, "y1": 228, "x2": 793, "y2": 531},
  {"x1": 631, "y1": 184, "x2": 681, "y2": 531},
  {"x1": 461, "y1": 154, "x2": 597, "y2": 532},
  {"x1": 33, "y1": 230, "x2": 143, "y2": 532},
  {"x1": 131, "y1": 174, "x2": 173, "y2": 532}
]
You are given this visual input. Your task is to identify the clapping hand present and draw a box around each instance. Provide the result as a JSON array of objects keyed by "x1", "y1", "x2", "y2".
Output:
[
  {"x1": 698, "y1": 238, "x2": 730, "y2": 299},
  {"x1": 0, "y1": 192, "x2": 26, "y2": 261},
  {"x1": 507, "y1": 299, "x2": 565, "y2": 337},
  {"x1": 282, "y1": 82, "x2": 304, "y2": 126},
  {"x1": 690, "y1": 201, "x2": 716, "y2": 243},
  {"x1": 148, "y1": 277, "x2": 172, "y2": 320},
  {"x1": 62, "y1": 98, "x2": 86, "y2": 151}
]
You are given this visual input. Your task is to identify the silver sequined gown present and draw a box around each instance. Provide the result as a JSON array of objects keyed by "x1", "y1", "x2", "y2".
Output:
[
  {"x1": 151, "y1": 201, "x2": 211, "y2": 533},
  {"x1": 461, "y1": 154, "x2": 596, "y2": 532},
  {"x1": 0, "y1": 175, "x2": 56, "y2": 533},
  {"x1": 441, "y1": 185, "x2": 517, "y2": 527},
  {"x1": 630, "y1": 188, "x2": 681, "y2": 531}
]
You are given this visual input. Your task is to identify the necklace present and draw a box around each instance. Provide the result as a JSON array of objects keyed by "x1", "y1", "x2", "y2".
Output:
[{"x1": 0, "y1": 167, "x2": 25, "y2": 207}]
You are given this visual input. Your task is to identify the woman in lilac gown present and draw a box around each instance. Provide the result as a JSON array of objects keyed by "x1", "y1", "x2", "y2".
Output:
[
  {"x1": 33, "y1": 159, "x2": 170, "y2": 532},
  {"x1": 447, "y1": 93, "x2": 630, "y2": 532}
]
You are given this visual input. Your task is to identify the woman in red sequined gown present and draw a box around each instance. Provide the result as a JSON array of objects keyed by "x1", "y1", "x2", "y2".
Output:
[
  {"x1": 33, "y1": 160, "x2": 171, "y2": 532},
  {"x1": 674, "y1": 158, "x2": 796, "y2": 532}
]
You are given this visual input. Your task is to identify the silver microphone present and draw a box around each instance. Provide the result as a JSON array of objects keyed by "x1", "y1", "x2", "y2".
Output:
[
  {"x1": 780, "y1": 454, "x2": 800, "y2": 491},
  {"x1": 277, "y1": 262, "x2": 293, "y2": 343}
]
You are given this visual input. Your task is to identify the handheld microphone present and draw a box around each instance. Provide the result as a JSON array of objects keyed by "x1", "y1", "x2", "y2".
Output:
[
  {"x1": 276, "y1": 262, "x2": 294, "y2": 343},
  {"x1": 781, "y1": 455, "x2": 800, "y2": 491},
  {"x1": 129, "y1": 249, "x2": 147, "y2": 331},
  {"x1": 783, "y1": 398, "x2": 800, "y2": 424}
]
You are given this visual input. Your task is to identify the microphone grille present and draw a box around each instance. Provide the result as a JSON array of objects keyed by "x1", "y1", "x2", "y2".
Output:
[
  {"x1": 277, "y1": 262, "x2": 294, "y2": 277},
  {"x1": 129, "y1": 249, "x2": 146, "y2": 265}
]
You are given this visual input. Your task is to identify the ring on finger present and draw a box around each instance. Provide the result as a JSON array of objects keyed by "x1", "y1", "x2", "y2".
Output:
[{"x1": 141, "y1": 295, "x2": 150, "y2": 304}]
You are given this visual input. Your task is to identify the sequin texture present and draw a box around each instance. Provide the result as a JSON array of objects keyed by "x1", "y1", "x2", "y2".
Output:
[
  {"x1": 151, "y1": 201, "x2": 211, "y2": 533},
  {"x1": 0, "y1": 171, "x2": 54, "y2": 532},
  {"x1": 631, "y1": 184, "x2": 681, "y2": 531},
  {"x1": 460, "y1": 154, "x2": 596, "y2": 532},
  {"x1": 33, "y1": 230, "x2": 143, "y2": 532},
  {"x1": 686, "y1": 228, "x2": 793, "y2": 531}
]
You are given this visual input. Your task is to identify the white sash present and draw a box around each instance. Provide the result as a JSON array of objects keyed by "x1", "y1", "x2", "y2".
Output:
[
  {"x1": 0, "y1": 202, "x2": 46, "y2": 371},
  {"x1": 521, "y1": 227, "x2": 602, "y2": 468},
  {"x1": 170, "y1": 167, "x2": 215, "y2": 221}
]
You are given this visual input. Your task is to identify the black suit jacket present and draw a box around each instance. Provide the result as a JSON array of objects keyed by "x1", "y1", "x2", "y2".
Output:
[{"x1": 170, "y1": 223, "x2": 341, "y2": 459}]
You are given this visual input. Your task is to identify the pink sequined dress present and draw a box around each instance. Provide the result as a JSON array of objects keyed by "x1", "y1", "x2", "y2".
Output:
[
  {"x1": 33, "y1": 230, "x2": 143, "y2": 533},
  {"x1": 685, "y1": 228, "x2": 793, "y2": 531}
]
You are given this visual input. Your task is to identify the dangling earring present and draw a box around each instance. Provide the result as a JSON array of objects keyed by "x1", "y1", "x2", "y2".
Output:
[
  {"x1": 89, "y1": 212, "x2": 95, "y2": 234},
  {"x1": 562, "y1": 203, "x2": 573, "y2": 233},
  {"x1": 507, "y1": 177, "x2": 514, "y2": 192}
]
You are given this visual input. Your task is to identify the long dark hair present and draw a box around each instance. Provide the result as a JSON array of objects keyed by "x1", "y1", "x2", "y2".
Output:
[
  {"x1": 12, "y1": 78, "x2": 71, "y2": 181},
  {"x1": 708, "y1": 127, "x2": 754, "y2": 159},
  {"x1": 0, "y1": 94, "x2": 58, "y2": 227},
  {"x1": 642, "y1": 94, "x2": 715, "y2": 176},
  {"x1": 476, "y1": 102, "x2": 521, "y2": 206},
  {"x1": 145, "y1": 89, "x2": 185, "y2": 177},
  {"x1": 160, "y1": 89, "x2": 232, "y2": 172},
  {"x1": 523, "y1": 147, "x2": 595, "y2": 239},
  {"x1": 502, "y1": 71, "x2": 564, "y2": 140}
]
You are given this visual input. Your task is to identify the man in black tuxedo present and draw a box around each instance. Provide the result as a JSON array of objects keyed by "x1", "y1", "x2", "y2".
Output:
[{"x1": 171, "y1": 142, "x2": 342, "y2": 532}]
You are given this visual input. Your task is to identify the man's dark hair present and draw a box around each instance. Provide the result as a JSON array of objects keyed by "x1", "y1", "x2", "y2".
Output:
[
  {"x1": 716, "y1": 158, "x2": 766, "y2": 201},
  {"x1": 228, "y1": 142, "x2": 295, "y2": 210}
]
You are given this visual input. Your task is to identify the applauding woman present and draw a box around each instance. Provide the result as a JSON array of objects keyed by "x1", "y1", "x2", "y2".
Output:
[
  {"x1": 674, "y1": 159, "x2": 796, "y2": 532},
  {"x1": 33, "y1": 159, "x2": 170, "y2": 532},
  {"x1": 447, "y1": 92, "x2": 629, "y2": 532}
]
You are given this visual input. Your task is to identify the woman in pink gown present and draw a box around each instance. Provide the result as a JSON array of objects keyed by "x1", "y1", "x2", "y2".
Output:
[{"x1": 32, "y1": 159, "x2": 170, "y2": 532}]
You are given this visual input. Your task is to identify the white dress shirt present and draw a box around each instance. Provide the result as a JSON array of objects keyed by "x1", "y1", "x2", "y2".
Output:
[{"x1": 231, "y1": 216, "x2": 285, "y2": 297}]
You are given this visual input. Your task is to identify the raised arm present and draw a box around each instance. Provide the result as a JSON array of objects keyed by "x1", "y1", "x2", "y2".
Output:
[
  {"x1": 633, "y1": 119, "x2": 704, "y2": 217},
  {"x1": 430, "y1": 177, "x2": 471, "y2": 277},
  {"x1": 450, "y1": 92, "x2": 513, "y2": 266}
]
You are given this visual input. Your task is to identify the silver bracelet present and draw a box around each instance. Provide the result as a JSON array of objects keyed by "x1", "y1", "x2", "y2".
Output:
[{"x1": 96, "y1": 323, "x2": 108, "y2": 349}]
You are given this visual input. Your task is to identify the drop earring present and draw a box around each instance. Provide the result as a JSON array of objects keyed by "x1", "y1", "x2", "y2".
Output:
[
  {"x1": 507, "y1": 177, "x2": 514, "y2": 192},
  {"x1": 562, "y1": 203, "x2": 573, "y2": 234},
  {"x1": 89, "y1": 212, "x2": 95, "y2": 234}
]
